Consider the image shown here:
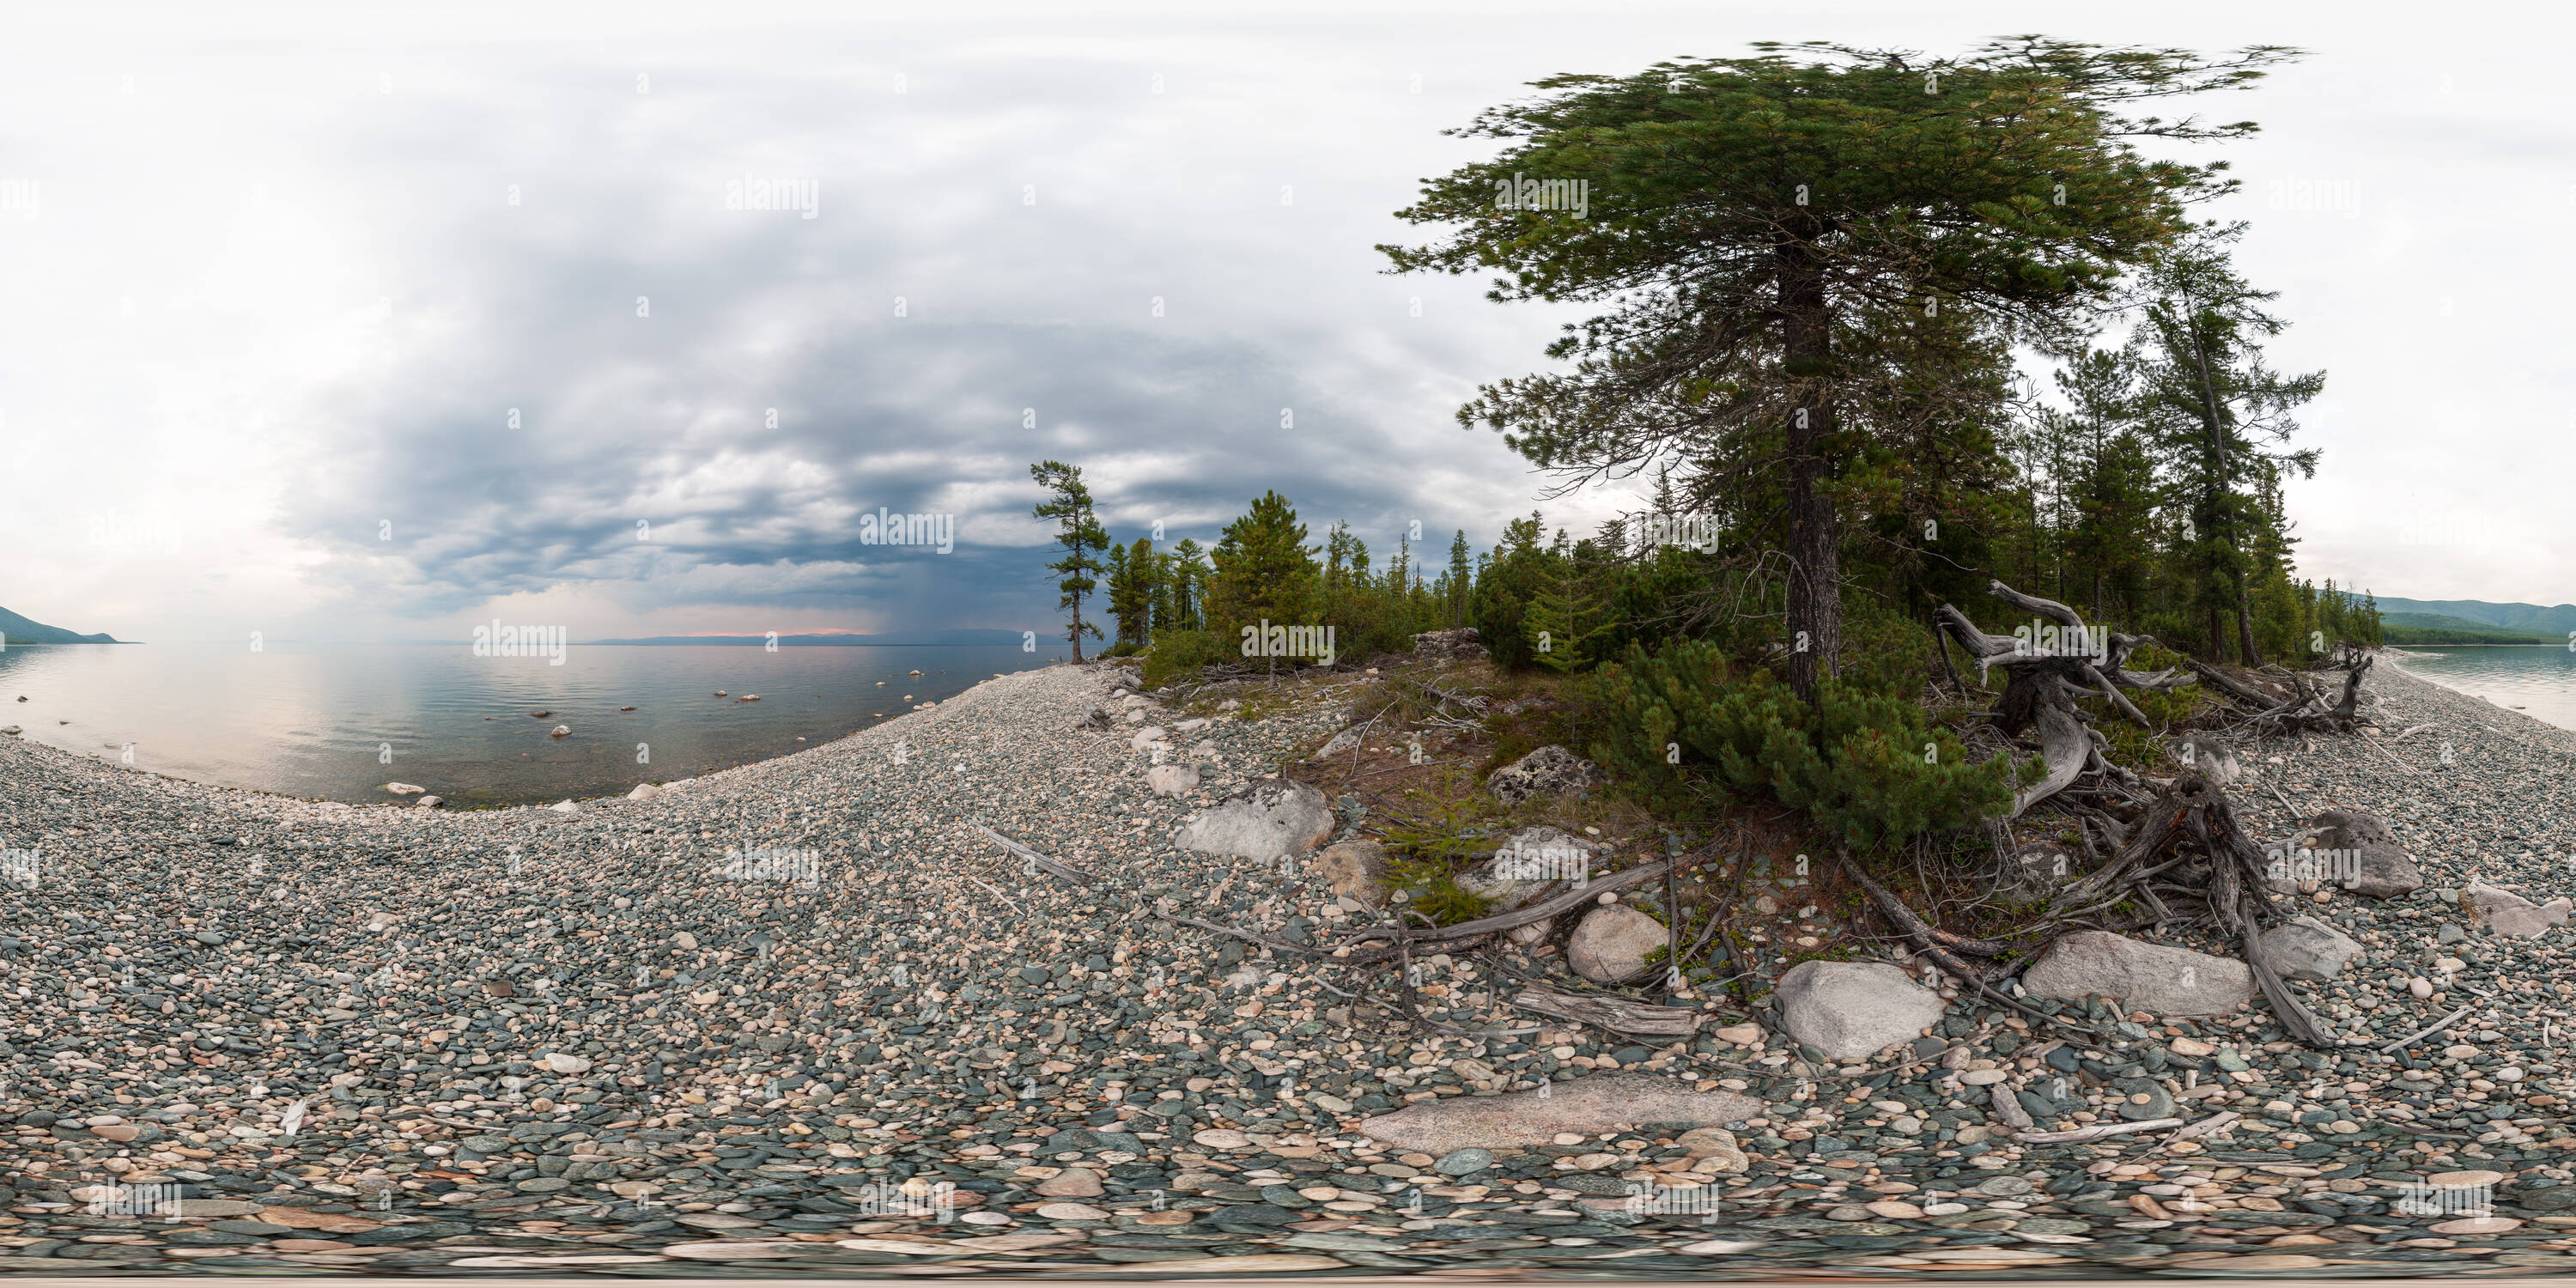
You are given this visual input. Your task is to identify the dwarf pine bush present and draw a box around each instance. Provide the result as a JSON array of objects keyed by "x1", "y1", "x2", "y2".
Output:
[{"x1": 1590, "y1": 639, "x2": 2030, "y2": 852}]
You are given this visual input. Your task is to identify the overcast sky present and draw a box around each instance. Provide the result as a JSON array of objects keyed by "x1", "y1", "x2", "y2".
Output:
[{"x1": 0, "y1": 0, "x2": 2562, "y2": 643}]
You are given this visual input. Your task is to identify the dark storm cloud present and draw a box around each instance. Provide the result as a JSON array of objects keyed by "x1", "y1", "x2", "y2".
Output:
[{"x1": 258, "y1": 32, "x2": 1552, "y2": 630}]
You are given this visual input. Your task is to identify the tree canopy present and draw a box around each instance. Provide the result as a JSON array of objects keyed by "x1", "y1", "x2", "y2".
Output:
[{"x1": 1385, "y1": 37, "x2": 2300, "y2": 696}]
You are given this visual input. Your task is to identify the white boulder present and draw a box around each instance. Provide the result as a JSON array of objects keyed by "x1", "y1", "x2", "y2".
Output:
[{"x1": 1775, "y1": 960, "x2": 1947, "y2": 1061}]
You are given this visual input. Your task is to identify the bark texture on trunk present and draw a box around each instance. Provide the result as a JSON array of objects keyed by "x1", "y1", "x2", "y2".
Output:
[
  {"x1": 2235, "y1": 581, "x2": 2262, "y2": 668},
  {"x1": 1777, "y1": 239, "x2": 1839, "y2": 700}
]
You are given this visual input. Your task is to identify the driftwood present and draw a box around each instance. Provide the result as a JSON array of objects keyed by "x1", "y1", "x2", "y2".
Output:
[
  {"x1": 2271, "y1": 647, "x2": 2372, "y2": 732},
  {"x1": 1511, "y1": 988, "x2": 1702, "y2": 1037},
  {"x1": 1153, "y1": 910, "x2": 1317, "y2": 958},
  {"x1": 2014, "y1": 1116, "x2": 2185, "y2": 1144},
  {"x1": 2183, "y1": 658, "x2": 2281, "y2": 710},
  {"x1": 975, "y1": 824, "x2": 1097, "y2": 885},
  {"x1": 1332, "y1": 859, "x2": 1674, "y2": 951},
  {"x1": 2164, "y1": 1109, "x2": 2244, "y2": 1144},
  {"x1": 1843, "y1": 862, "x2": 2012, "y2": 958},
  {"x1": 1935, "y1": 580, "x2": 2187, "y2": 817},
  {"x1": 2018, "y1": 678, "x2": 2092, "y2": 817},
  {"x1": 2376, "y1": 1004, "x2": 2476, "y2": 1054},
  {"x1": 1990, "y1": 1085, "x2": 2034, "y2": 1129},
  {"x1": 2194, "y1": 643, "x2": 2373, "y2": 736},
  {"x1": 1840, "y1": 852, "x2": 2099, "y2": 1037}
]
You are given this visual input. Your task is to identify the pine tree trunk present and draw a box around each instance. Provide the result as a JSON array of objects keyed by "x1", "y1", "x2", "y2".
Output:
[
  {"x1": 2235, "y1": 580, "x2": 2262, "y2": 667},
  {"x1": 1777, "y1": 240, "x2": 1840, "y2": 701},
  {"x1": 2205, "y1": 604, "x2": 2226, "y2": 664}
]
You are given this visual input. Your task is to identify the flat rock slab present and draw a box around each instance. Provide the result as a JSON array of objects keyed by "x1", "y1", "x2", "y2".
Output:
[
  {"x1": 2020, "y1": 929, "x2": 2251, "y2": 1017},
  {"x1": 1145, "y1": 763, "x2": 1200, "y2": 796},
  {"x1": 2463, "y1": 880, "x2": 2572, "y2": 939},
  {"x1": 1178, "y1": 778, "x2": 1333, "y2": 860},
  {"x1": 168, "y1": 1199, "x2": 266, "y2": 1217},
  {"x1": 1358, "y1": 1072, "x2": 1760, "y2": 1153},
  {"x1": 2259, "y1": 915, "x2": 2363, "y2": 980}
]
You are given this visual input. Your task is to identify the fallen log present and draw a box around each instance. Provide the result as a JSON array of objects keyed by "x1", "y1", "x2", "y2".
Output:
[
  {"x1": 1511, "y1": 988, "x2": 1702, "y2": 1038},
  {"x1": 2183, "y1": 658, "x2": 2282, "y2": 711},
  {"x1": 1842, "y1": 863, "x2": 2014, "y2": 958}
]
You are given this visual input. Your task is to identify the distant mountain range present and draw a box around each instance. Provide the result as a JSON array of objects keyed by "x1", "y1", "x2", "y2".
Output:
[
  {"x1": 0, "y1": 604, "x2": 120, "y2": 645},
  {"x1": 585, "y1": 629, "x2": 1030, "y2": 647},
  {"x1": 2373, "y1": 597, "x2": 2576, "y2": 645}
]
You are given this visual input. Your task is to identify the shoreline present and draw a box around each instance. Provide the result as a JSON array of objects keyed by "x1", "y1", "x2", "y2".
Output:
[
  {"x1": 9, "y1": 658, "x2": 2576, "y2": 1274},
  {"x1": 0, "y1": 648, "x2": 1071, "y2": 811},
  {"x1": 2377, "y1": 645, "x2": 2576, "y2": 741}
]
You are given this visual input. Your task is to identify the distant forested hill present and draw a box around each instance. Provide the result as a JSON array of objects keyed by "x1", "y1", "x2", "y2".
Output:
[
  {"x1": 2376, "y1": 602, "x2": 2567, "y2": 645},
  {"x1": 0, "y1": 605, "x2": 119, "y2": 644}
]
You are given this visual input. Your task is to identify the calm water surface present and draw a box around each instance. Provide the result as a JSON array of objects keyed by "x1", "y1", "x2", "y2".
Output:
[
  {"x1": 0, "y1": 641, "x2": 1072, "y2": 806},
  {"x1": 2385, "y1": 645, "x2": 2576, "y2": 732}
]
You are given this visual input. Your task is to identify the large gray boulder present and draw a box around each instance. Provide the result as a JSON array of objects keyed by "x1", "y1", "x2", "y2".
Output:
[
  {"x1": 1178, "y1": 779, "x2": 1334, "y2": 861},
  {"x1": 1486, "y1": 746, "x2": 1601, "y2": 806},
  {"x1": 2020, "y1": 931, "x2": 2251, "y2": 1017},
  {"x1": 2257, "y1": 915, "x2": 2363, "y2": 981},
  {"x1": 1358, "y1": 1073, "x2": 1758, "y2": 1153},
  {"x1": 1567, "y1": 904, "x2": 1666, "y2": 984},
  {"x1": 2307, "y1": 807, "x2": 2422, "y2": 899},
  {"x1": 2462, "y1": 881, "x2": 2573, "y2": 939},
  {"x1": 1775, "y1": 960, "x2": 1947, "y2": 1061}
]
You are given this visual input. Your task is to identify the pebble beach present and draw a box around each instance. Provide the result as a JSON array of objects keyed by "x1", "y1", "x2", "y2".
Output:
[{"x1": 10, "y1": 653, "x2": 2576, "y2": 1279}]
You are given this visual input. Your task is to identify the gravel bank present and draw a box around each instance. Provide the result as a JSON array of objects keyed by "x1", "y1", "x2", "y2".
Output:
[{"x1": 7, "y1": 654, "x2": 2576, "y2": 1278}]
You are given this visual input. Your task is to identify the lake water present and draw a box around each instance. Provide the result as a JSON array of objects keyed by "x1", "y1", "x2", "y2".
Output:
[
  {"x1": 0, "y1": 641, "x2": 1073, "y2": 806},
  {"x1": 2385, "y1": 645, "x2": 2576, "y2": 732}
]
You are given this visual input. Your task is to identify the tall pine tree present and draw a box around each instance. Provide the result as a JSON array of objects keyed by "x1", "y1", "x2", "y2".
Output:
[
  {"x1": 1105, "y1": 536, "x2": 1158, "y2": 647},
  {"x1": 2129, "y1": 224, "x2": 2323, "y2": 664},
  {"x1": 1029, "y1": 461, "x2": 1110, "y2": 661},
  {"x1": 1210, "y1": 491, "x2": 1319, "y2": 677},
  {"x1": 1385, "y1": 39, "x2": 2293, "y2": 697}
]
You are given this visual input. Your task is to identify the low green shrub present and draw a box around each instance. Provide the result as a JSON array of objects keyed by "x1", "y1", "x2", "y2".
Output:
[
  {"x1": 1141, "y1": 629, "x2": 1233, "y2": 686},
  {"x1": 1382, "y1": 857, "x2": 1490, "y2": 927},
  {"x1": 1590, "y1": 639, "x2": 2036, "y2": 853}
]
